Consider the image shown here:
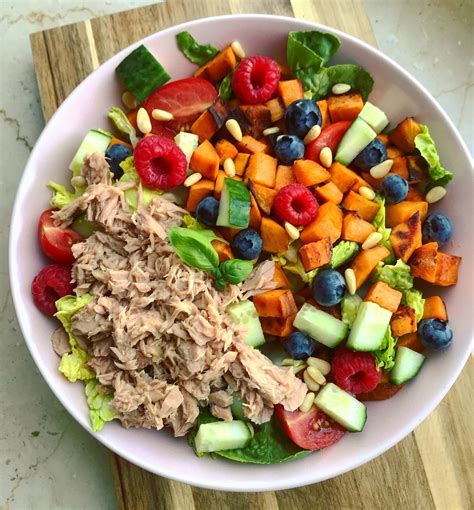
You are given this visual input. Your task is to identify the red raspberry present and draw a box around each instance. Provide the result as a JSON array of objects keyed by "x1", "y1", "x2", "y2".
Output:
[
  {"x1": 330, "y1": 347, "x2": 381, "y2": 394},
  {"x1": 133, "y1": 135, "x2": 187, "y2": 190},
  {"x1": 232, "y1": 56, "x2": 280, "y2": 105},
  {"x1": 273, "y1": 184, "x2": 319, "y2": 226},
  {"x1": 31, "y1": 265, "x2": 73, "y2": 316}
]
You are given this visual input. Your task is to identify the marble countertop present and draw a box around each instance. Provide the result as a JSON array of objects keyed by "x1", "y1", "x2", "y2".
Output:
[{"x1": 0, "y1": 1, "x2": 472, "y2": 508}]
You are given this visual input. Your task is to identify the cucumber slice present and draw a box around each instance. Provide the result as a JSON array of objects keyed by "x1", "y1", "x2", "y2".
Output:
[
  {"x1": 69, "y1": 129, "x2": 112, "y2": 175},
  {"x1": 358, "y1": 101, "x2": 389, "y2": 134},
  {"x1": 346, "y1": 301, "x2": 392, "y2": 351},
  {"x1": 115, "y1": 45, "x2": 170, "y2": 101},
  {"x1": 216, "y1": 178, "x2": 251, "y2": 228},
  {"x1": 335, "y1": 117, "x2": 377, "y2": 166},
  {"x1": 341, "y1": 293, "x2": 362, "y2": 329},
  {"x1": 227, "y1": 300, "x2": 265, "y2": 347},
  {"x1": 390, "y1": 346, "x2": 426, "y2": 385},
  {"x1": 194, "y1": 420, "x2": 253, "y2": 453},
  {"x1": 314, "y1": 383, "x2": 367, "y2": 432},
  {"x1": 174, "y1": 132, "x2": 199, "y2": 165},
  {"x1": 293, "y1": 303, "x2": 348, "y2": 348}
]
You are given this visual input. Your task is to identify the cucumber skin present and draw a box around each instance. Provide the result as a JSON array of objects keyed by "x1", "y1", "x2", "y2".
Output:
[
  {"x1": 216, "y1": 179, "x2": 251, "y2": 228},
  {"x1": 69, "y1": 130, "x2": 112, "y2": 174},
  {"x1": 390, "y1": 347, "x2": 426, "y2": 385},
  {"x1": 194, "y1": 421, "x2": 252, "y2": 453},
  {"x1": 346, "y1": 301, "x2": 392, "y2": 352}
]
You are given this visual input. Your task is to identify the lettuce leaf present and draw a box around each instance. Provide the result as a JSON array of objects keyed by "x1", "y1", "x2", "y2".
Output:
[
  {"x1": 48, "y1": 181, "x2": 76, "y2": 209},
  {"x1": 85, "y1": 379, "x2": 116, "y2": 432},
  {"x1": 330, "y1": 241, "x2": 360, "y2": 268},
  {"x1": 273, "y1": 243, "x2": 316, "y2": 285},
  {"x1": 182, "y1": 213, "x2": 207, "y2": 230},
  {"x1": 176, "y1": 31, "x2": 219, "y2": 66},
  {"x1": 372, "y1": 259, "x2": 413, "y2": 292},
  {"x1": 108, "y1": 107, "x2": 139, "y2": 147},
  {"x1": 402, "y1": 289, "x2": 425, "y2": 322},
  {"x1": 341, "y1": 293, "x2": 362, "y2": 328},
  {"x1": 373, "y1": 326, "x2": 397, "y2": 370},
  {"x1": 372, "y1": 193, "x2": 395, "y2": 264},
  {"x1": 415, "y1": 125, "x2": 453, "y2": 188}
]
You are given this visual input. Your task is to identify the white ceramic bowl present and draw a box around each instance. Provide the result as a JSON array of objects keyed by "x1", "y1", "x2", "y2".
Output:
[{"x1": 9, "y1": 14, "x2": 473, "y2": 491}]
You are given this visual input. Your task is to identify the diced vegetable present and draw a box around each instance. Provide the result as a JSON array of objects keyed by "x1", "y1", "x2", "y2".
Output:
[
  {"x1": 341, "y1": 293, "x2": 363, "y2": 328},
  {"x1": 397, "y1": 332, "x2": 425, "y2": 353},
  {"x1": 316, "y1": 99, "x2": 330, "y2": 128},
  {"x1": 434, "y1": 252, "x2": 461, "y2": 286},
  {"x1": 347, "y1": 301, "x2": 392, "y2": 351},
  {"x1": 389, "y1": 211, "x2": 422, "y2": 262},
  {"x1": 350, "y1": 244, "x2": 391, "y2": 290},
  {"x1": 329, "y1": 162, "x2": 371, "y2": 193},
  {"x1": 245, "y1": 153, "x2": 278, "y2": 188},
  {"x1": 191, "y1": 110, "x2": 219, "y2": 142},
  {"x1": 186, "y1": 178, "x2": 215, "y2": 212},
  {"x1": 239, "y1": 105, "x2": 272, "y2": 137},
  {"x1": 277, "y1": 79, "x2": 305, "y2": 108},
  {"x1": 299, "y1": 239, "x2": 332, "y2": 271},
  {"x1": 69, "y1": 129, "x2": 112, "y2": 175},
  {"x1": 409, "y1": 242, "x2": 439, "y2": 283},
  {"x1": 335, "y1": 117, "x2": 377, "y2": 166},
  {"x1": 194, "y1": 46, "x2": 237, "y2": 83},
  {"x1": 237, "y1": 136, "x2": 269, "y2": 155},
  {"x1": 327, "y1": 92, "x2": 364, "y2": 122},
  {"x1": 211, "y1": 239, "x2": 234, "y2": 263},
  {"x1": 364, "y1": 281, "x2": 403, "y2": 313},
  {"x1": 216, "y1": 178, "x2": 251, "y2": 228},
  {"x1": 248, "y1": 194, "x2": 262, "y2": 229},
  {"x1": 389, "y1": 117, "x2": 422, "y2": 153},
  {"x1": 422, "y1": 296, "x2": 448, "y2": 321},
  {"x1": 227, "y1": 300, "x2": 265, "y2": 347},
  {"x1": 260, "y1": 217, "x2": 289, "y2": 253},
  {"x1": 300, "y1": 201, "x2": 343, "y2": 244},
  {"x1": 342, "y1": 190, "x2": 380, "y2": 222},
  {"x1": 189, "y1": 140, "x2": 220, "y2": 180},
  {"x1": 275, "y1": 165, "x2": 296, "y2": 191},
  {"x1": 272, "y1": 264, "x2": 290, "y2": 289},
  {"x1": 253, "y1": 289, "x2": 298, "y2": 318},
  {"x1": 215, "y1": 139, "x2": 238, "y2": 163},
  {"x1": 194, "y1": 420, "x2": 253, "y2": 453},
  {"x1": 358, "y1": 101, "x2": 389, "y2": 133},
  {"x1": 385, "y1": 200, "x2": 428, "y2": 228},
  {"x1": 260, "y1": 315, "x2": 296, "y2": 336},
  {"x1": 234, "y1": 153, "x2": 250, "y2": 176},
  {"x1": 341, "y1": 211, "x2": 376, "y2": 244},
  {"x1": 248, "y1": 182, "x2": 277, "y2": 215},
  {"x1": 292, "y1": 160, "x2": 330, "y2": 187},
  {"x1": 315, "y1": 181, "x2": 343, "y2": 205},
  {"x1": 390, "y1": 304, "x2": 417, "y2": 337},
  {"x1": 390, "y1": 346, "x2": 426, "y2": 385},
  {"x1": 215, "y1": 170, "x2": 242, "y2": 199},
  {"x1": 174, "y1": 132, "x2": 199, "y2": 164},
  {"x1": 265, "y1": 97, "x2": 285, "y2": 122}
]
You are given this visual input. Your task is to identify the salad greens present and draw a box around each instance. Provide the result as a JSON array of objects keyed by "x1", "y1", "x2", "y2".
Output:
[
  {"x1": 372, "y1": 259, "x2": 413, "y2": 292},
  {"x1": 176, "y1": 32, "x2": 219, "y2": 66},
  {"x1": 330, "y1": 241, "x2": 360, "y2": 269},
  {"x1": 85, "y1": 379, "x2": 116, "y2": 432},
  {"x1": 48, "y1": 181, "x2": 76, "y2": 209},
  {"x1": 372, "y1": 194, "x2": 395, "y2": 264},
  {"x1": 402, "y1": 289, "x2": 425, "y2": 322},
  {"x1": 373, "y1": 327, "x2": 397, "y2": 370},
  {"x1": 218, "y1": 71, "x2": 234, "y2": 101},
  {"x1": 108, "y1": 107, "x2": 139, "y2": 147},
  {"x1": 118, "y1": 157, "x2": 163, "y2": 210}
]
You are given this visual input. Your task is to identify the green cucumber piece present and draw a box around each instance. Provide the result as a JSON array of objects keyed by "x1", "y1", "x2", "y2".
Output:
[
  {"x1": 346, "y1": 301, "x2": 392, "y2": 351},
  {"x1": 69, "y1": 129, "x2": 112, "y2": 175},
  {"x1": 358, "y1": 101, "x2": 389, "y2": 134},
  {"x1": 194, "y1": 420, "x2": 253, "y2": 453},
  {"x1": 293, "y1": 303, "x2": 348, "y2": 348},
  {"x1": 335, "y1": 117, "x2": 377, "y2": 166},
  {"x1": 71, "y1": 214, "x2": 96, "y2": 238},
  {"x1": 390, "y1": 346, "x2": 426, "y2": 385},
  {"x1": 216, "y1": 178, "x2": 251, "y2": 228},
  {"x1": 314, "y1": 383, "x2": 367, "y2": 432},
  {"x1": 227, "y1": 300, "x2": 265, "y2": 347},
  {"x1": 341, "y1": 293, "x2": 363, "y2": 329},
  {"x1": 115, "y1": 45, "x2": 170, "y2": 101}
]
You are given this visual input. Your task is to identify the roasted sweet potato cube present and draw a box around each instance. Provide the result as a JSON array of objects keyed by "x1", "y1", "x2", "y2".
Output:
[
  {"x1": 341, "y1": 211, "x2": 376, "y2": 244},
  {"x1": 391, "y1": 157, "x2": 409, "y2": 179},
  {"x1": 234, "y1": 152, "x2": 250, "y2": 176},
  {"x1": 329, "y1": 162, "x2": 371, "y2": 193},
  {"x1": 194, "y1": 46, "x2": 236, "y2": 83},
  {"x1": 406, "y1": 156, "x2": 428, "y2": 183},
  {"x1": 315, "y1": 181, "x2": 344, "y2": 205},
  {"x1": 239, "y1": 104, "x2": 272, "y2": 138},
  {"x1": 264, "y1": 97, "x2": 285, "y2": 122},
  {"x1": 391, "y1": 304, "x2": 417, "y2": 337},
  {"x1": 275, "y1": 165, "x2": 296, "y2": 191},
  {"x1": 389, "y1": 117, "x2": 422, "y2": 153},
  {"x1": 397, "y1": 333, "x2": 425, "y2": 353},
  {"x1": 277, "y1": 79, "x2": 304, "y2": 108},
  {"x1": 360, "y1": 171, "x2": 384, "y2": 189},
  {"x1": 317, "y1": 99, "x2": 330, "y2": 128},
  {"x1": 386, "y1": 145, "x2": 405, "y2": 159},
  {"x1": 260, "y1": 315, "x2": 296, "y2": 336},
  {"x1": 389, "y1": 211, "x2": 422, "y2": 263},
  {"x1": 190, "y1": 110, "x2": 219, "y2": 142},
  {"x1": 327, "y1": 93, "x2": 364, "y2": 122},
  {"x1": 186, "y1": 179, "x2": 215, "y2": 212},
  {"x1": 376, "y1": 134, "x2": 389, "y2": 146},
  {"x1": 272, "y1": 264, "x2": 290, "y2": 289},
  {"x1": 293, "y1": 160, "x2": 330, "y2": 187},
  {"x1": 215, "y1": 139, "x2": 238, "y2": 164},
  {"x1": 342, "y1": 190, "x2": 380, "y2": 222},
  {"x1": 253, "y1": 289, "x2": 298, "y2": 318},
  {"x1": 248, "y1": 182, "x2": 277, "y2": 215},
  {"x1": 406, "y1": 186, "x2": 425, "y2": 202},
  {"x1": 245, "y1": 153, "x2": 277, "y2": 188},
  {"x1": 299, "y1": 238, "x2": 333, "y2": 271},
  {"x1": 409, "y1": 242, "x2": 439, "y2": 283},
  {"x1": 189, "y1": 140, "x2": 220, "y2": 180},
  {"x1": 364, "y1": 281, "x2": 403, "y2": 313},
  {"x1": 261, "y1": 217, "x2": 289, "y2": 253},
  {"x1": 249, "y1": 193, "x2": 262, "y2": 229},
  {"x1": 211, "y1": 240, "x2": 234, "y2": 263},
  {"x1": 350, "y1": 245, "x2": 391, "y2": 290},
  {"x1": 434, "y1": 252, "x2": 462, "y2": 286},
  {"x1": 300, "y1": 201, "x2": 343, "y2": 244},
  {"x1": 386, "y1": 201, "x2": 428, "y2": 228},
  {"x1": 423, "y1": 296, "x2": 448, "y2": 321},
  {"x1": 237, "y1": 135, "x2": 268, "y2": 154}
]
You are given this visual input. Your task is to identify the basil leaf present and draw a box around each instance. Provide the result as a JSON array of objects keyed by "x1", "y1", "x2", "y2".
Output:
[
  {"x1": 218, "y1": 71, "x2": 234, "y2": 101},
  {"x1": 168, "y1": 227, "x2": 219, "y2": 272},
  {"x1": 220, "y1": 259, "x2": 254, "y2": 285},
  {"x1": 176, "y1": 31, "x2": 219, "y2": 66},
  {"x1": 212, "y1": 267, "x2": 227, "y2": 291},
  {"x1": 288, "y1": 30, "x2": 340, "y2": 68},
  {"x1": 324, "y1": 64, "x2": 374, "y2": 101}
]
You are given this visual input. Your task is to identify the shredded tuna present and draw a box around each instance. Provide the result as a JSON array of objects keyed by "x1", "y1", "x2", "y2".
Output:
[
  {"x1": 51, "y1": 327, "x2": 71, "y2": 356},
  {"x1": 54, "y1": 153, "x2": 306, "y2": 437}
]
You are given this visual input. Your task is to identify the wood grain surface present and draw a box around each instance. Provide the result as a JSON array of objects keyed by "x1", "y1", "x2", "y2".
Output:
[{"x1": 30, "y1": 1, "x2": 473, "y2": 508}]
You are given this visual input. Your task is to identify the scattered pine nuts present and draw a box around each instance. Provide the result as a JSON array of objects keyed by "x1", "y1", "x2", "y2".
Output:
[
  {"x1": 121, "y1": 91, "x2": 137, "y2": 110},
  {"x1": 281, "y1": 358, "x2": 296, "y2": 366},
  {"x1": 285, "y1": 222, "x2": 300, "y2": 241},
  {"x1": 332, "y1": 83, "x2": 351, "y2": 95},
  {"x1": 359, "y1": 186, "x2": 376, "y2": 201},
  {"x1": 225, "y1": 118, "x2": 243, "y2": 142},
  {"x1": 137, "y1": 107, "x2": 152, "y2": 134},
  {"x1": 362, "y1": 231, "x2": 383, "y2": 250},
  {"x1": 303, "y1": 369, "x2": 321, "y2": 392},
  {"x1": 370, "y1": 159, "x2": 393, "y2": 179},
  {"x1": 293, "y1": 362, "x2": 307, "y2": 374},
  {"x1": 303, "y1": 124, "x2": 321, "y2": 144},
  {"x1": 71, "y1": 175, "x2": 86, "y2": 188},
  {"x1": 426, "y1": 186, "x2": 447, "y2": 204},
  {"x1": 183, "y1": 172, "x2": 203, "y2": 187},
  {"x1": 151, "y1": 108, "x2": 174, "y2": 121},
  {"x1": 231, "y1": 40, "x2": 245, "y2": 59},
  {"x1": 319, "y1": 146, "x2": 333, "y2": 168},
  {"x1": 306, "y1": 366, "x2": 326, "y2": 385},
  {"x1": 299, "y1": 392, "x2": 316, "y2": 413},
  {"x1": 307, "y1": 357, "x2": 331, "y2": 376},
  {"x1": 223, "y1": 158, "x2": 236, "y2": 177},
  {"x1": 262, "y1": 126, "x2": 280, "y2": 136},
  {"x1": 344, "y1": 268, "x2": 357, "y2": 295}
]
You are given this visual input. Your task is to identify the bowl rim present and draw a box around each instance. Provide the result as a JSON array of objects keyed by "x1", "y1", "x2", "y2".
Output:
[{"x1": 9, "y1": 13, "x2": 473, "y2": 492}]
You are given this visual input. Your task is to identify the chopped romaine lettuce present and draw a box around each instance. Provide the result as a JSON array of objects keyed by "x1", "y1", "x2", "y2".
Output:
[
  {"x1": 85, "y1": 379, "x2": 116, "y2": 432},
  {"x1": 330, "y1": 241, "x2": 360, "y2": 268},
  {"x1": 341, "y1": 293, "x2": 362, "y2": 328},
  {"x1": 372, "y1": 259, "x2": 414, "y2": 292},
  {"x1": 108, "y1": 107, "x2": 139, "y2": 147},
  {"x1": 273, "y1": 243, "x2": 315, "y2": 285},
  {"x1": 372, "y1": 193, "x2": 395, "y2": 264},
  {"x1": 415, "y1": 125, "x2": 453, "y2": 188},
  {"x1": 402, "y1": 289, "x2": 425, "y2": 322},
  {"x1": 176, "y1": 31, "x2": 219, "y2": 66},
  {"x1": 48, "y1": 181, "x2": 76, "y2": 209},
  {"x1": 373, "y1": 326, "x2": 397, "y2": 370}
]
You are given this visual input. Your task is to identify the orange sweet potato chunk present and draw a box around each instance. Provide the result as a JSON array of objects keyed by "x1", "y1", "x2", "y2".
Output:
[
  {"x1": 299, "y1": 238, "x2": 333, "y2": 271},
  {"x1": 234, "y1": 152, "x2": 250, "y2": 176},
  {"x1": 211, "y1": 240, "x2": 234, "y2": 263},
  {"x1": 293, "y1": 160, "x2": 330, "y2": 187},
  {"x1": 277, "y1": 80, "x2": 304, "y2": 108},
  {"x1": 261, "y1": 217, "x2": 289, "y2": 253},
  {"x1": 386, "y1": 201, "x2": 428, "y2": 228},
  {"x1": 329, "y1": 162, "x2": 372, "y2": 193},
  {"x1": 409, "y1": 242, "x2": 439, "y2": 283},
  {"x1": 391, "y1": 304, "x2": 417, "y2": 337},
  {"x1": 350, "y1": 245, "x2": 391, "y2": 290},
  {"x1": 272, "y1": 264, "x2": 290, "y2": 289},
  {"x1": 237, "y1": 135, "x2": 268, "y2": 154},
  {"x1": 275, "y1": 165, "x2": 296, "y2": 191},
  {"x1": 389, "y1": 117, "x2": 422, "y2": 153},
  {"x1": 364, "y1": 281, "x2": 403, "y2": 313},
  {"x1": 253, "y1": 289, "x2": 298, "y2": 318},
  {"x1": 245, "y1": 153, "x2": 277, "y2": 188},
  {"x1": 434, "y1": 252, "x2": 462, "y2": 286},
  {"x1": 341, "y1": 211, "x2": 376, "y2": 244},
  {"x1": 397, "y1": 333, "x2": 425, "y2": 353},
  {"x1": 327, "y1": 93, "x2": 364, "y2": 122},
  {"x1": 422, "y1": 296, "x2": 448, "y2": 321},
  {"x1": 315, "y1": 181, "x2": 344, "y2": 205},
  {"x1": 317, "y1": 99, "x2": 330, "y2": 128},
  {"x1": 189, "y1": 140, "x2": 220, "y2": 180},
  {"x1": 300, "y1": 202, "x2": 343, "y2": 244},
  {"x1": 186, "y1": 179, "x2": 215, "y2": 212},
  {"x1": 215, "y1": 139, "x2": 238, "y2": 164},
  {"x1": 342, "y1": 190, "x2": 380, "y2": 222},
  {"x1": 260, "y1": 315, "x2": 296, "y2": 336},
  {"x1": 389, "y1": 211, "x2": 422, "y2": 263},
  {"x1": 194, "y1": 46, "x2": 236, "y2": 83}
]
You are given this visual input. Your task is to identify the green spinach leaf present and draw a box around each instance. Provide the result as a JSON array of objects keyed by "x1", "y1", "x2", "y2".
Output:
[{"x1": 176, "y1": 32, "x2": 219, "y2": 66}]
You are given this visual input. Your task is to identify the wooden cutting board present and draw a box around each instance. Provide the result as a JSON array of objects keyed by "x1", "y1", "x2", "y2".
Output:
[{"x1": 30, "y1": 1, "x2": 473, "y2": 508}]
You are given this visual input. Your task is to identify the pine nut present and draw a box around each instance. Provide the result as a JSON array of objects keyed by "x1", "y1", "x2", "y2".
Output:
[
  {"x1": 276, "y1": 135, "x2": 285, "y2": 142},
  {"x1": 306, "y1": 366, "x2": 326, "y2": 385},
  {"x1": 281, "y1": 358, "x2": 296, "y2": 366},
  {"x1": 151, "y1": 108, "x2": 174, "y2": 121},
  {"x1": 223, "y1": 158, "x2": 236, "y2": 177},
  {"x1": 345, "y1": 268, "x2": 357, "y2": 295},
  {"x1": 137, "y1": 107, "x2": 152, "y2": 134},
  {"x1": 299, "y1": 392, "x2": 316, "y2": 413},
  {"x1": 307, "y1": 357, "x2": 331, "y2": 375},
  {"x1": 303, "y1": 124, "x2": 321, "y2": 144},
  {"x1": 332, "y1": 83, "x2": 351, "y2": 95},
  {"x1": 231, "y1": 40, "x2": 245, "y2": 59},
  {"x1": 319, "y1": 146, "x2": 333, "y2": 168},
  {"x1": 225, "y1": 119, "x2": 243, "y2": 141},
  {"x1": 293, "y1": 362, "x2": 307, "y2": 374},
  {"x1": 370, "y1": 159, "x2": 393, "y2": 179},
  {"x1": 362, "y1": 231, "x2": 383, "y2": 250},
  {"x1": 285, "y1": 222, "x2": 300, "y2": 241},
  {"x1": 183, "y1": 172, "x2": 202, "y2": 187},
  {"x1": 359, "y1": 186, "x2": 376, "y2": 201},
  {"x1": 303, "y1": 369, "x2": 320, "y2": 392},
  {"x1": 262, "y1": 126, "x2": 280, "y2": 136},
  {"x1": 426, "y1": 186, "x2": 447, "y2": 204},
  {"x1": 121, "y1": 91, "x2": 137, "y2": 110},
  {"x1": 71, "y1": 175, "x2": 86, "y2": 188}
]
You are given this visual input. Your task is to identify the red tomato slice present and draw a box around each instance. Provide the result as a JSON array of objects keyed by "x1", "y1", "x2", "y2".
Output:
[
  {"x1": 144, "y1": 77, "x2": 218, "y2": 133},
  {"x1": 305, "y1": 121, "x2": 352, "y2": 164},
  {"x1": 38, "y1": 209, "x2": 83, "y2": 265},
  {"x1": 275, "y1": 404, "x2": 345, "y2": 450}
]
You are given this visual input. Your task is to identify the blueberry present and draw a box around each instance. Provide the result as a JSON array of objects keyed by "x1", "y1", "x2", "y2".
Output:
[
  {"x1": 273, "y1": 135, "x2": 305, "y2": 165},
  {"x1": 353, "y1": 139, "x2": 387, "y2": 172},
  {"x1": 419, "y1": 318, "x2": 453, "y2": 350},
  {"x1": 312, "y1": 269, "x2": 346, "y2": 306},
  {"x1": 231, "y1": 228, "x2": 263, "y2": 260},
  {"x1": 285, "y1": 99, "x2": 322, "y2": 138},
  {"x1": 195, "y1": 197, "x2": 219, "y2": 226},
  {"x1": 105, "y1": 144, "x2": 133, "y2": 179},
  {"x1": 284, "y1": 332, "x2": 316, "y2": 360},
  {"x1": 422, "y1": 213, "x2": 452, "y2": 246},
  {"x1": 380, "y1": 174, "x2": 409, "y2": 204}
]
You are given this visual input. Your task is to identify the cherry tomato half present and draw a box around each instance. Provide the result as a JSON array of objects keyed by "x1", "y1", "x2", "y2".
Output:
[
  {"x1": 305, "y1": 121, "x2": 352, "y2": 164},
  {"x1": 38, "y1": 209, "x2": 83, "y2": 265},
  {"x1": 275, "y1": 404, "x2": 345, "y2": 450}
]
